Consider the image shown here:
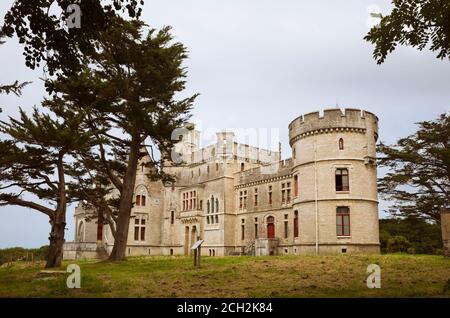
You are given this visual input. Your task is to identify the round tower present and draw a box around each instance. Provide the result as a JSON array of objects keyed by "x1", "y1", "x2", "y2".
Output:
[{"x1": 288, "y1": 108, "x2": 380, "y2": 254}]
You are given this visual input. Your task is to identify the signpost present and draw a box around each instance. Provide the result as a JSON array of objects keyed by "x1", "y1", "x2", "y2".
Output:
[{"x1": 191, "y1": 238, "x2": 204, "y2": 268}]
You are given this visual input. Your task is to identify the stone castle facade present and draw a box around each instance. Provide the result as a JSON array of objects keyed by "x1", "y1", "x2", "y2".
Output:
[{"x1": 64, "y1": 108, "x2": 380, "y2": 259}]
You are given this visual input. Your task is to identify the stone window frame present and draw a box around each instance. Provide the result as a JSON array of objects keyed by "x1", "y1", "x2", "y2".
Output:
[{"x1": 133, "y1": 214, "x2": 148, "y2": 242}]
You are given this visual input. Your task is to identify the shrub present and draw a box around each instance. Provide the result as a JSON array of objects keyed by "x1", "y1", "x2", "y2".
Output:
[{"x1": 387, "y1": 235, "x2": 411, "y2": 253}]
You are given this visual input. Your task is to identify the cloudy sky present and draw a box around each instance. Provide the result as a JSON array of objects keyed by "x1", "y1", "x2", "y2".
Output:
[{"x1": 0, "y1": 0, "x2": 449, "y2": 248}]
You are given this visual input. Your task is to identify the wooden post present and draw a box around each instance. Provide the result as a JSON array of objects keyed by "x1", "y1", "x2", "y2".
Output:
[
  {"x1": 197, "y1": 236, "x2": 201, "y2": 268},
  {"x1": 193, "y1": 249, "x2": 198, "y2": 267}
]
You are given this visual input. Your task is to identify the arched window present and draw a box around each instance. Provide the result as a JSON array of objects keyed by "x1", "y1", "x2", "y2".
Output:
[
  {"x1": 211, "y1": 196, "x2": 215, "y2": 213},
  {"x1": 267, "y1": 216, "x2": 275, "y2": 239},
  {"x1": 170, "y1": 211, "x2": 175, "y2": 225},
  {"x1": 215, "y1": 198, "x2": 219, "y2": 212},
  {"x1": 240, "y1": 162, "x2": 245, "y2": 171},
  {"x1": 136, "y1": 195, "x2": 141, "y2": 206},
  {"x1": 77, "y1": 221, "x2": 85, "y2": 242},
  {"x1": 339, "y1": 138, "x2": 344, "y2": 150},
  {"x1": 207, "y1": 201, "x2": 210, "y2": 213},
  {"x1": 135, "y1": 186, "x2": 148, "y2": 206}
]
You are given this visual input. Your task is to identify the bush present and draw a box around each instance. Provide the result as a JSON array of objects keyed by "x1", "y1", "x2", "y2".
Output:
[
  {"x1": 406, "y1": 247, "x2": 416, "y2": 254},
  {"x1": 387, "y1": 235, "x2": 411, "y2": 253},
  {"x1": 0, "y1": 246, "x2": 49, "y2": 265},
  {"x1": 380, "y1": 217, "x2": 442, "y2": 254}
]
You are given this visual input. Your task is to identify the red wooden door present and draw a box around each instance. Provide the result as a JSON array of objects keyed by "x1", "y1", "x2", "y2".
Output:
[{"x1": 267, "y1": 222, "x2": 275, "y2": 239}]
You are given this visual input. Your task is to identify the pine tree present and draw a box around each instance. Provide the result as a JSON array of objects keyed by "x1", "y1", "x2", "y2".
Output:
[
  {"x1": 0, "y1": 104, "x2": 96, "y2": 268},
  {"x1": 47, "y1": 17, "x2": 198, "y2": 261},
  {"x1": 378, "y1": 112, "x2": 450, "y2": 223}
]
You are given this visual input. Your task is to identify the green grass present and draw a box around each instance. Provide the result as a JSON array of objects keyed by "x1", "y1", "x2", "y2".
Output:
[{"x1": 0, "y1": 254, "x2": 448, "y2": 297}]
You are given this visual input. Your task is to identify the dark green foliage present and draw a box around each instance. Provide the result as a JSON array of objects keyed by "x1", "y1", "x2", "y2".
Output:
[
  {"x1": 380, "y1": 217, "x2": 442, "y2": 254},
  {"x1": 377, "y1": 113, "x2": 450, "y2": 223},
  {"x1": 0, "y1": 96, "x2": 97, "y2": 267},
  {"x1": 0, "y1": 246, "x2": 49, "y2": 265},
  {"x1": 387, "y1": 235, "x2": 411, "y2": 253},
  {"x1": 1, "y1": 0, "x2": 143, "y2": 75},
  {"x1": 45, "y1": 17, "x2": 197, "y2": 259},
  {"x1": 365, "y1": 0, "x2": 450, "y2": 64}
]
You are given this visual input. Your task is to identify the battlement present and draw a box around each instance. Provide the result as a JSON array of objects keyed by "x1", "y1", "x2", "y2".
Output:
[{"x1": 288, "y1": 108, "x2": 378, "y2": 144}]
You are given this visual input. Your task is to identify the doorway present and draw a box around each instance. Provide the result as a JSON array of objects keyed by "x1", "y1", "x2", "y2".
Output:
[{"x1": 267, "y1": 216, "x2": 275, "y2": 239}]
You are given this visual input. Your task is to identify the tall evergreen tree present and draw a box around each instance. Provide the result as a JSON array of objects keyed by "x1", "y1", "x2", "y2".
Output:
[
  {"x1": 378, "y1": 112, "x2": 450, "y2": 223},
  {"x1": 47, "y1": 18, "x2": 198, "y2": 261},
  {"x1": 0, "y1": 105, "x2": 95, "y2": 268}
]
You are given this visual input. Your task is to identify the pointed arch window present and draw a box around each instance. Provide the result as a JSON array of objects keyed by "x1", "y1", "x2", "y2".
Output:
[{"x1": 339, "y1": 138, "x2": 344, "y2": 150}]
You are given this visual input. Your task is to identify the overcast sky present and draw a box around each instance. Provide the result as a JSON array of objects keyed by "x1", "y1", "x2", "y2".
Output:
[{"x1": 0, "y1": 0, "x2": 449, "y2": 248}]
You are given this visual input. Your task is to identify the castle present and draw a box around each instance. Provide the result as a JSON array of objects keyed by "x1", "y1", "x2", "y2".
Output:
[{"x1": 63, "y1": 108, "x2": 380, "y2": 259}]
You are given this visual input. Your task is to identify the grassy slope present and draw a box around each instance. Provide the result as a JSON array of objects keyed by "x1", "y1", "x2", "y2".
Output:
[{"x1": 0, "y1": 254, "x2": 448, "y2": 298}]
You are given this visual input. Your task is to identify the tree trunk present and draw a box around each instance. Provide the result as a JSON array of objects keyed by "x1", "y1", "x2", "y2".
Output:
[
  {"x1": 46, "y1": 214, "x2": 66, "y2": 268},
  {"x1": 109, "y1": 135, "x2": 141, "y2": 261},
  {"x1": 46, "y1": 153, "x2": 68, "y2": 268}
]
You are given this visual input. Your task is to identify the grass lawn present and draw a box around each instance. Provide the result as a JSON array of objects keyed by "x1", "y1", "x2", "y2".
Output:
[{"x1": 0, "y1": 254, "x2": 449, "y2": 298}]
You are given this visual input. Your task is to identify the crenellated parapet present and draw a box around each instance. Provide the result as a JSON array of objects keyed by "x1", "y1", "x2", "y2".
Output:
[{"x1": 288, "y1": 108, "x2": 378, "y2": 146}]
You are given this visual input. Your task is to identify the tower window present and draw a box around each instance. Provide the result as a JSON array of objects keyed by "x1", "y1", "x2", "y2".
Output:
[
  {"x1": 268, "y1": 185, "x2": 272, "y2": 205},
  {"x1": 339, "y1": 138, "x2": 344, "y2": 150},
  {"x1": 294, "y1": 175, "x2": 299, "y2": 197},
  {"x1": 241, "y1": 162, "x2": 245, "y2": 171},
  {"x1": 170, "y1": 211, "x2": 175, "y2": 225},
  {"x1": 335, "y1": 168, "x2": 349, "y2": 191},
  {"x1": 336, "y1": 207, "x2": 350, "y2": 236}
]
